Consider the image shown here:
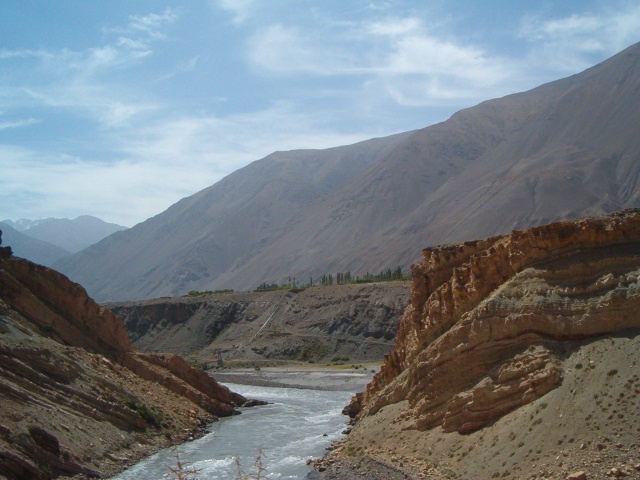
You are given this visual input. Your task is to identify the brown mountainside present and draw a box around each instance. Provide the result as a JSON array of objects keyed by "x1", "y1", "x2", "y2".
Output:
[
  {"x1": 316, "y1": 209, "x2": 640, "y2": 479},
  {"x1": 56, "y1": 42, "x2": 640, "y2": 302},
  {"x1": 226, "y1": 42, "x2": 640, "y2": 288},
  {"x1": 0, "y1": 246, "x2": 255, "y2": 479},
  {"x1": 54, "y1": 133, "x2": 412, "y2": 301}
]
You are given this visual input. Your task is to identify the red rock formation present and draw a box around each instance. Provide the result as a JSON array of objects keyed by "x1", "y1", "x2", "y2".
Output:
[
  {"x1": 120, "y1": 352, "x2": 245, "y2": 416},
  {"x1": 0, "y1": 255, "x2": 252, "y2": 479},
  {"x1": 350, "y1": 209, "x2": 640, "y2": 434},
  {"x1": 0, "y1": 257, "x2": 132, "y2": 355}
]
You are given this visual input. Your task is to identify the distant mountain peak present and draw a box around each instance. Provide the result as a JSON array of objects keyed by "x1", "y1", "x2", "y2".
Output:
[{"x1": 1, "y1": 216, "x2": 128, "y2": 265}]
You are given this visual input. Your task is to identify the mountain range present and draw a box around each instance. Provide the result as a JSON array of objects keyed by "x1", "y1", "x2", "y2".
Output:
[
  {"x1": 0, "y1": 216, "x2": 126, "y2": 266},
  {"x1": 56, "y1": 41, "x2": 640, "y2": 302},
  {"x1": 0, "y1": 222, "x2": 71, "y2": 267}
]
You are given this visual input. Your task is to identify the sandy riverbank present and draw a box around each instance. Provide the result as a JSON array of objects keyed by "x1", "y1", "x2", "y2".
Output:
[{"x1": 210, "y1": 365, "x2": 378, "y2": 392}]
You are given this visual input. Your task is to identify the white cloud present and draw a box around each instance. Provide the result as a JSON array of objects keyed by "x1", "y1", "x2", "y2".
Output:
[
  {"x1": 108, "y1": 8, "x2": 177, "y2": 44},
  {"x1": 155, "y1": 55, "x2": 200, "y2": 82},
  {"x1": 367, "y1": 17, "x2": 421, "y2": 36},
  {"x1": 246, "y1": 17, "x2": 509, "y2": 106},
  {"x1": 0, "y1": 118, "x2": 40, "y2": 130},
  {"x1": 247, "y1": 24, "x2": 362, "y2": 76},
  {"x1": 215, "y1": 0, "x2": 256, "y2": 24},
  {"x1": 128, "y1": 9, "x2": 176, "y2": 37},
  {"x1": 116, "y1": 37, "x2": 151, "y2": 51},
  {"x1": 0, "y1": 8, "x2": 175, "y2": 130},
  {"x1": 383, "y1": 35, "x2": 505, "y2": 84},
  {"x1": 0, "y1": 145, "x2": 175, "y2": 226},
  {"x1": 520, "y1": 4, "x2": 640, "y2": 71},
  {"x1": 0, "y1": 49, "x2": 52, "y2": 60},
  {"x1": 100, "y1": 102, "x2": 157, "y2": 128},
  {"x1": 116, "y1": 102, "x2": 371, "y2": 173},
  {"x1": 0, "y1": 99, "x2": 372, "y2": 226}
]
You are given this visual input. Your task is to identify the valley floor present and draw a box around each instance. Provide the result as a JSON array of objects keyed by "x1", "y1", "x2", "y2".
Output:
[{"x1": 211, "y1": 365, "x2": 378, "y2": 392}]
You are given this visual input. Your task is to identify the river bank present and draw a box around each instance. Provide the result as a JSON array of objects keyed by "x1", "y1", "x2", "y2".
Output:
[{"x1": 210, "y1": 365, "x2": 378, "y2": 392}]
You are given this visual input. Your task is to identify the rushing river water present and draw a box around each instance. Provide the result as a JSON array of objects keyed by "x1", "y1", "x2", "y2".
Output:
[{"x1": 111, "y1": 382, "x2": 357, "y2": 479}]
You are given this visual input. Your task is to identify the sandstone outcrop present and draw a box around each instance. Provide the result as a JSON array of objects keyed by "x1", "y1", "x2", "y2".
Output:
[
  {"x1": 325, "y1": 209, "x2": 640, "y2": 479},
  {"x1": 354, "y1": 209, "x2": 640, "y2": 430},
  {"x1": 0, "y1": 254, "x2": 251, "y2": 479}
]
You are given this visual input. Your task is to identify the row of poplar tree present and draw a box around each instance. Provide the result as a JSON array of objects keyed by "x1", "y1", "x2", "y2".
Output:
[{"x1": 256, "y1": 266, "x2": 407, "y2": 291}]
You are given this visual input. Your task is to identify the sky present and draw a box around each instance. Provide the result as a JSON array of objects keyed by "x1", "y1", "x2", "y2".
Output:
[{"x1": 1, "y1": 1, "x2": 639, "y2": 227}]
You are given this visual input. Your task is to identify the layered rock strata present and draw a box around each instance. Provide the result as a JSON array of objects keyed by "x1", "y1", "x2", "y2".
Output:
[
  {"x1": 352, "y1": 209, "x2": 640, "y2": 432},
  {"x1": 0, "y1": 255, "x2": 251, "y2": 479},
  {"x1": 323, "y1": 210, "x2": 640, "y2": 479}
]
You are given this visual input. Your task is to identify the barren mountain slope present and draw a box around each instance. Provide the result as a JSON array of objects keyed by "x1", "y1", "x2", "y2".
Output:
[
  {"x1": 108, "y1": 282, "x2": 410, "y2": 366},
  {"x1": 222, "y1": 42, "x2": 640, "y2": 290},
  {"x1": 315, "y1": 209, "x2": 640, "y2": 480},
  {"x1": 58, "y1": 42, "x2": 640, "y2": 302},
  {"x1": 0, "y1": 247, "x2": 253, "y2": 479},
  {"x1": 55, "y1": 132, "x2": 412, "y2": 301},
  {"x1": 0, "y1": 222, "x2": 70, "y2": 267},
  {"x1": 21, "y1": 215, "x2": 127, "y2": 253}
]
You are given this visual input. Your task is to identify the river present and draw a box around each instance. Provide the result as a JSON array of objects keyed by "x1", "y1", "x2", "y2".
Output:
[{"x1": 111, "y1": 372, "x2": 367, "y2": 479}]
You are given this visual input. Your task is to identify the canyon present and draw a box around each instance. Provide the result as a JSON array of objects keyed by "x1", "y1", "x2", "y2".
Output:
[
  {"x1": 2, "y1": 211, "x2": 640, "y2": 479},
  {"x1": 316, "y1": 209, "x2": 640, "y2": 479}
]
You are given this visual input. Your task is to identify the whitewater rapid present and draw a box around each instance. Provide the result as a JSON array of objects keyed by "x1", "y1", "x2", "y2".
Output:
[{"x1": 111, "y1": 382, "x2": 354, "y2": 479}]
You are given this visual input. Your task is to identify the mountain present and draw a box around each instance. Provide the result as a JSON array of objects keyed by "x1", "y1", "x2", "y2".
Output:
[
  {"x1": 10, "y1": 215, "x2": 127, "y2": 253},
  {"x1": 0, "y1": 222, "x2": 71, "y2": 266},
  {"x1": 1, "y1": 218, "x2": 47, "y2": 231},
  {"x1": 315, "y1": 209, "x2": 640, "y2": 479},
  {"x1": 0, "y1": 245, "x2": 254, "y2": 479},
  {"x1": 55, "y1": 133, "x2": 413, "y2": 300},
  {"x1": 58, "y1": 42, "x2": 640, "y2": 302}
]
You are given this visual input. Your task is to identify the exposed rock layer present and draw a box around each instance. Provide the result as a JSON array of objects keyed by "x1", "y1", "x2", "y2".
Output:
[
  {"x1": 0, "y1": 255, "x2": 249, "y2": 479},
  {"x1": 109, "y1": 282, "x2": 409, "y2": 365},
  {"x1": 327, "y1": 209, "x2": 640, "y2": 479},
  {"x1": 357, "y1": 209, "x2": 640, "y2": 430}
]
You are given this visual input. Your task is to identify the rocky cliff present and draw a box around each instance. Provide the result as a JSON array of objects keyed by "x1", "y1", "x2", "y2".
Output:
[
  {"x1": 0, "y1": 253, "x2": 252, "y2": 479},
  {"x1": 108, "y1": 282, "x2": 410, "y2": 366},
  {"x1": 319, "y1": 209, "x2": 640, "y2": 479}
]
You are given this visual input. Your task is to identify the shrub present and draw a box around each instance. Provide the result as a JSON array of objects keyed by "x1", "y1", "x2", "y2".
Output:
[
  {"x1": 167, "y1": 447, "x2": 201, "y2": 480},
  {"x1": 125, "y1": 399, "x2": 163, "y2": 426},
  {"x1": 235, "y1": 448, "x2": 269, "y2": 479}
]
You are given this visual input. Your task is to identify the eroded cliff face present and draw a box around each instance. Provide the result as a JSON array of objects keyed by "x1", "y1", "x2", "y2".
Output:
[
  {"x1": 0, "y1": 255, "x2": 249, "y2": 479},
  {"x1": 326, "y1": 209, "x2": 640, "y2": 479},
  {"x1": 109, "y1": 283, "x2": 409, "y2": 365}
]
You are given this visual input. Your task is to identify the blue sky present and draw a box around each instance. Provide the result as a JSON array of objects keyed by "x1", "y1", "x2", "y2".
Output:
[{"x1": 1, "y1": 1, "x2": 639, "y2": 227}]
